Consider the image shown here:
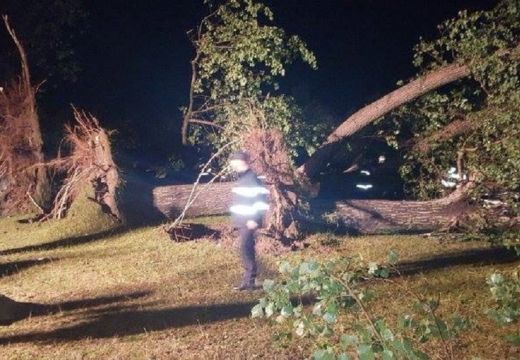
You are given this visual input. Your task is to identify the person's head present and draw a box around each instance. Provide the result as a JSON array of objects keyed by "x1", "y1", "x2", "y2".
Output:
[{"x1": 229, "y1": 151, "x2": 250, "y2": 173}]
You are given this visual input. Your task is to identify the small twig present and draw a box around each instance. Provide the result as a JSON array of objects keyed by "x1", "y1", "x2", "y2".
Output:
[
  {"x1": 166, "y1": 141, "x2": 237, "y2": 231},
  {"x1": 384, "y1": 271, "x2": 454, "y2": 360},
  {"x1": 26, "y1": 190, "x2": 44, "y2": 214},
  {"x1": 331, "y1": 274, "x2": 387, "y2": 347},
  {"x1": 188, "y1": 118, "x2": 225, "y2": 129}
]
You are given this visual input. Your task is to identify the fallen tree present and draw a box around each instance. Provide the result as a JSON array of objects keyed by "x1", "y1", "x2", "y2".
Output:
[
  {"x1": 157, "y1": 2, "x2": 520, "y2": 238},
  {"x1": 323, "y1": 182, "x2": 474, "y2": 234},
  {"x1": 151, "y1": 181, "x2": 474, "y2": 234},
  {"x1": 298, "y1": 63, "x2": 470, "y2": 179},
  {"x1": 299, "y1": 41, "x2": 520, "y2": 179}
]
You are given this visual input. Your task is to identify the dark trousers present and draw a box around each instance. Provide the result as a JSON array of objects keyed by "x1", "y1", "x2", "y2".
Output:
[{"x1": 239, "y1": 227, "x2": 257, "y2": 286}]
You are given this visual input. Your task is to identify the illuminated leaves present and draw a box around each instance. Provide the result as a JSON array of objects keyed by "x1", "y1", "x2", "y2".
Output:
[{"x1": 250, "y1": 250, "x2": 470, "y2": 359}]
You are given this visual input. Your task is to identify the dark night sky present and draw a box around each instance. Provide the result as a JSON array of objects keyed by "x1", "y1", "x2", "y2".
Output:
[{"x1": 50, "y1": 0, "x2": 499, "y2": 156}]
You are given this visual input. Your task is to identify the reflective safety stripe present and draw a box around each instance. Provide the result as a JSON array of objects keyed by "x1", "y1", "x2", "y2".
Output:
[
  {"x1": 231, "y1": 186, "x2": 269, "y2": 198},
  {"x1": 230, "y1": 205, "x2": 257, "y2": 216},
  {"x1": 253, "y1": 201, "x2": 269, "y2": 211},
  {"x1": 230, "y1": 201, "x2": 269, "y2": 216}
]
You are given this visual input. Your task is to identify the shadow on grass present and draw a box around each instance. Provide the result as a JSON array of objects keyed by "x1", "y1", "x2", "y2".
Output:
[
  {"x1": 43, "y1": 291, "x2": 153, "y2": 313},
  {"x1": 393, "y1": 247, "x2": 519, "y2": 276},
  {"x1": 0, "y1": 258, "x2": 54, "y2": 278},
  {"x1": 0, "y1": 227, "x2": 132, "y2": 256},
  {"x1": 0, "y1": 291, "x2": 152, "y2": 327},
  {"x1": 0, "y1": 299, "x2": 256, "y2": 344}
]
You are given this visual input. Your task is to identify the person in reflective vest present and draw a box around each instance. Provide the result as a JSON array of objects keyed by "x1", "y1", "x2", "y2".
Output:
[{"x1": 229, "y1": 151, "x2": 269, "y2": 291}]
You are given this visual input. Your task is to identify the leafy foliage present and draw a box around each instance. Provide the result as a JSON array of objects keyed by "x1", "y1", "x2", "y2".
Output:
[
  {"x1": 486, "y1": 268, "x2": 520, "y2": 346},
  {"x1": 182, "y1": 0, "x2": 321, "y2": 158},
  {"x1": 381, "y1": 0, "x2": 520, "y2": 216},
  {"x1": 190, "y1": 0, "x2": 316, "y2": 101},
  {"x1": 252, "y1": 251, "x2": 468, "y2": 359}
]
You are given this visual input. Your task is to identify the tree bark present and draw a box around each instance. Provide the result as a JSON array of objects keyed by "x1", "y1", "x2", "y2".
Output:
[
  {"x1": 411, "y1": 118, "x2": 477, "y2": 154},
  {"x1": 299, "y1": 43, "x2": 520, "y2": 179},
  {"x1": 153, "y1": 182, "x2": 234, "y2": 219},
  {"x1": 298, "y1": 63, "x2": 471, "y2": 179},
  {"x1": 321, "y1": 182, "x2": 473, "y2": 234},
  {"x1": 149, "y1": 181, "x2": 473, "y2": 234}
]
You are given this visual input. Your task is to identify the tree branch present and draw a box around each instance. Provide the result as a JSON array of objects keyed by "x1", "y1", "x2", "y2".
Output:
[
  {"x1": 299, "y1": 63, "x2": 470, "y2": 179},
  {"x1": 299, "y1": 42, "x2": 520, "y2": 179},
  {"x1": 188, "y1": 119, "x2": 224, "y2": 129},
  {"x1": 411, "y1": 118, "x2": 477, "y2": 153},
  {"x1": 2, "y1": 15, "x2": 42, "y2": 151}
]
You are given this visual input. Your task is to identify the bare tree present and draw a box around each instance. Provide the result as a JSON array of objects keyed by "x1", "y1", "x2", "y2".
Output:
[{"x1": 0, "y1": 16, "x2": 49, "y2": 215}]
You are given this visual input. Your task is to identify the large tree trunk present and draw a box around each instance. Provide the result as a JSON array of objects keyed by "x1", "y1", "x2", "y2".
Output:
[
  {"x1": 322, "y1": 183, "x2": 473, "y2": 234},
  {"x1": 150, "y1": 181, "x2": 472, "y2": 234},
  {"x1": 153, "y1": 182, "x2": 234, "y2": 219},
  {"x1": 298, "y1": 63, "x2": 470, "y2": 179},
  {"x1": 299, "y1": 43, "x2": 520, "y2": 179}
]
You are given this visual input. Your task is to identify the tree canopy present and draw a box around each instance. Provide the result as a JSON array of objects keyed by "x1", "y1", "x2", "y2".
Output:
[
  {"x1": 181, "y1": 0, "x2": 321, "y2": 159},
  {"x1": 384, "y1": 0, "x2": 519, "y2": 215}
]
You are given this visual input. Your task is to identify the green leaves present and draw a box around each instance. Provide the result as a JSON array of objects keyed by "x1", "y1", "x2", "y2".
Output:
[
  {"x1": 262, "y1": 278, "x2": 275, "y2": 292},
  {"x1": 340, "y1": 334, "x2": 358, "y2": 348},
  {"x1": 486, "y1": 269, "x2": 520, "y2": 332},
  {"x1": 184, "y1": 0, "x2": 319, "y2": 154},
  {"x1": 281, "y1": 304, "x2": 294, "y2": 317},
  {"x1": 367, "y1": 262, "x2": 390, "y2": 279},
  {"x1": 251, "y1": 303, "x2": 264, "y2": 318},
  {"x1": 387, "y1": 249, "x2": 399, "y2": 265},
  {"x1": 249, "y1": 253, "x2": 474, "y2": 359},
  {"x1": 313, "y1": 349, "x2": 335, "y2": 360},
  {"x1": 322, "y1": 311, "x2": 337, "y2": 324},
  {"x1": 382, "y1": 0, "x2": 520, "y2": 231},
  {"x1": 357, "y1": 344, "x2": 375, "y2": 360},
  {"x1": 381, "y1": 349, "x2": 395, "y2": 360}
]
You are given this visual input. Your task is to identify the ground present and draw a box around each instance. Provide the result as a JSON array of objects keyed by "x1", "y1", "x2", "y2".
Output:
[{"x1": 0, "y1": 213, "x2": 519, "y2": 359}]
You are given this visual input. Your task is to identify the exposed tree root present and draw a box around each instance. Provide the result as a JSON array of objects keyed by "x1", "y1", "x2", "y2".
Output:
[
  {"x1": 0, "y1": 16, "x2": 49, "y2": 215},
  {"x1": 42, "y1": 107, "x2": 120, "y2": 221},
  {"x1": 243, "y1": 127, "x2": 305, "y2": 242}
]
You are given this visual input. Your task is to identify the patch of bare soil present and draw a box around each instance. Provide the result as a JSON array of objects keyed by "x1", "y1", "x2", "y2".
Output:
[{"x1": 167, "y1": 223, "x2": 307, "y2": 255}]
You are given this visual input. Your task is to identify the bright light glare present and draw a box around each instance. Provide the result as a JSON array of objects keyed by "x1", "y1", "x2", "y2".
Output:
[
  {"x1": 356, "y1": 184, "x2": 373, "y2": 190},
  {"x1": 441, "y1": 179, "x2": 457, "y2": 188}
]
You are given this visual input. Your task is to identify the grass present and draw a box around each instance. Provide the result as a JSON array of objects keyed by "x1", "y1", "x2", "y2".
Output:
[{"x1": 0, "y1": 212, "x2": 519, "y2": 359}]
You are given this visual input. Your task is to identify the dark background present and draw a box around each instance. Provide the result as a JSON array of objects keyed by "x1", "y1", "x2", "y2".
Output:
[
  {"x1": 73, "y1": 0, "x2": 498, "y2": 153},
  {"x1": 0, "y1": 0, "x2": 499, "y2": 193}
]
